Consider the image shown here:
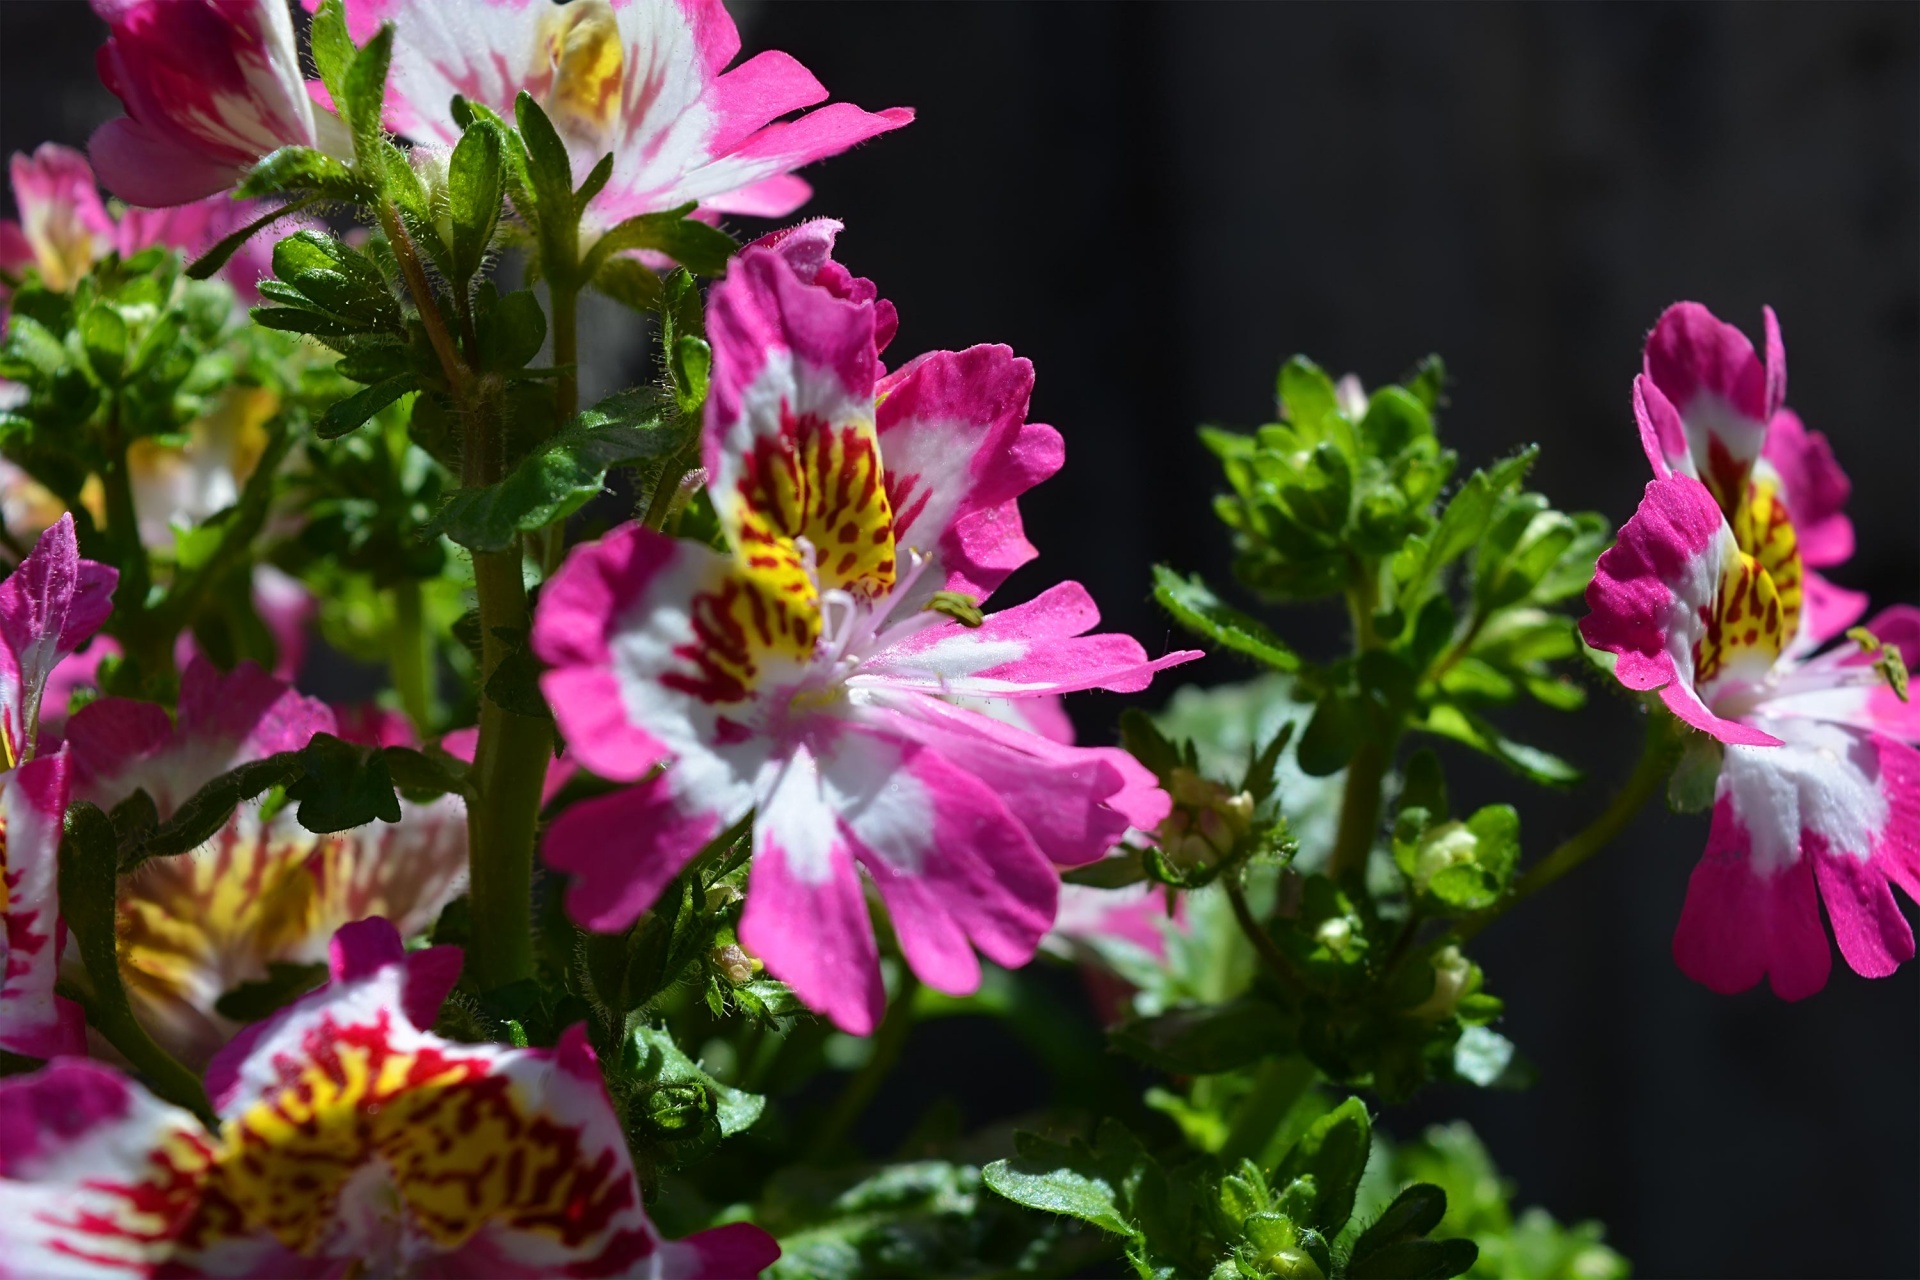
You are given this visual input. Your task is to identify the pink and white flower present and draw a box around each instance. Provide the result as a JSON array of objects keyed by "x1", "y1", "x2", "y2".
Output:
[
  {"x1": 0, "y1": 917, "x2": 780, "y2": 1277},
  {"x1": 88, "y1": 0, "x2": 336, "y2": 208},
  {"x1": 329, "y1": 0, "x2": 910, "y2": 234},
  {"x1": 534, "y1": 235, "x2": 1197, "y2": 1034},
  {"x1": 1633, "y1": 301, "x2": 1866, "y2": 648},
  {"x1": 1587, "y1": 319, "x2": 1920, "y2": 997},
  {"x1": 60, "y1": 661, "x2": 467, "y2": 1068},
  {"x1": 1, "y1": 143, "x2": 295, "y2": 313},
  {"x1": 0, "y1": 516, "x2": 118, "y2": 1060}
]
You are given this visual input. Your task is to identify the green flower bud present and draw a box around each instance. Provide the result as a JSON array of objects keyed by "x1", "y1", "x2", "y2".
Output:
[{"x1": 1409, "y1": 944, "x2": 1473, "y2": 1020}]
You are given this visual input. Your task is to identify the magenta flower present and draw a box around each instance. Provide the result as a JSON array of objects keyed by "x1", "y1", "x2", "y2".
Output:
[
  {"x1": 0, "y1": 515, "x2": 118, "y2": 1060},
  {"x1": 1, "y1": 143, "x2": 297, "y2": 310},
  {"x1": 0, "y1": 917, "x2": 780, "y2": 1277},
  {"x1": 534, "y1": 230, "x2": 1197, "y2": 1033},
  {"x1": 88, "y1": 0, "x2": 335, "y2": 207},
  {"x1": 326, "y1": 0, "x2": 910, "y2": 229},
  {"x1": 62, "y1": 662, "x2": 467, "y2": 1068},
  {"x1": 1585, "y1": 304, "x2": 1920, "y2": 999},
  {"x1": 1633, "y1": 301, "x2": 1866, "y2": 645}
]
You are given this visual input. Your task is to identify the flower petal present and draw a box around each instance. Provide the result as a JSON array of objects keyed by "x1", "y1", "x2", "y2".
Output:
[
  {"x1": 738, "y1": 743, "x2": 884, "y2": 1035},
  {"x1": 0, "y1": 752, "x2": 84, "y2": 1060},
  {"x1": 1760, "y1": 408, "x2": 1853, "y2": 569},
  {"x1": 1673, "y1": 817, "x2": 1831, "y2": 1000},
  {"x1": 876, "y1": 345, "x2": 1064, "y2": 610},
  {"x1": 832, "y1": 726, "x2": 1057, "y2": 995},
  {"x1": 0, "y1": 1058, "x2": 213, "y2": 1276},
  {"x1": 1580, "y1": 475, "x2": 1782, "y2": 747},
  {"x1": 543, "y1": 773, "x2": 733, "y2": 933},
  {"x1": 1641, "y1": 301, "x2": 1772, "y2": 509}
]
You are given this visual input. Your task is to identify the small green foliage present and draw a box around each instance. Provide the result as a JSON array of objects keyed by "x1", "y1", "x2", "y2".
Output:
[
  {"x1": 1155, "y1": 565, "x2": 1302, "y2": 672},
  {"x1": 620, "y1": 1023, "x2": 766, "y2": 1172}
]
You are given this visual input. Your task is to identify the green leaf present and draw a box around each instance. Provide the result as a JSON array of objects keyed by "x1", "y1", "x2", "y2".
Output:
[
  {"x1": 79, "y1": 304, "x2": 128, "y2": 384},
  {"x1": 983, "y1": 1137, "x2": 1141, "y2": 1241},
  {"x1": 447, "y1": 121, "x2": 505, "y2": 283},
  {"x1": 317, "y1": 374, "x2": 415, "y2": 439},
  {"x1": 119, "y1": 754, "x2": 307, "y2": 872},
  {"x1": 186, "y1": 194, "x2": 323, "y2": 279},
  {"x1": 672, "y1": 335, "x2": 711, "y2": 413},
  {"x1": 1349, "y1": 1183, "x2": 1449, "y2": 1264},
  {"x1": 1152, "y1": 565, "x2": 1300, "y2": 672},
  {"x1": 476, "y1": 288, "x2": 547, "y2": 372},
  {"x1": 1278, "y1": 355, "x2": 1340, "y2": 435},
  {"x1": 1416, "y1": 703, "x2": 1582, "y2": 787},
  {"x1": 483, "y1": 627, "x2": 551, "y2": 719},
  {"x1": 1346, "y1": 1238, "x2": 1479, "y2": 1280},
  {"x1": 308, "y1": 0, "x2": 354, "y2": 102},
  {"x1": 625, "y1": 1023, "x2": 765, "y2": 1139},
  {"x1": 1061, "y1": 847, "x2": 1151, "y2": 889},
  {"x1": 1272, "y1": 1096, "x2": 1371, "y2": 1235},
  {"x1": 514, "y1": 91, "x2": 574, "y2": 220},
  {"x1": 582, "y1": 207, "x2": 739, "y2": 278},
  {"x1": 288, "y1": 732, "x2": 403, "y2": 832},
  {"x1": 342, "y1": 23, "x2": 394, "y2": 167},
  {"x1": 382, "y1": 746, "x2": 468, "y2": 798},
  {"x1": 1297, "y1": 687, "x2": 1365, "y2": 777},
  {"x1": 236, "y1": 147, "x2": 366, "y2": 203},
  {"x1": 430, "y1": 397, "x2": 677, "y2": 551},
  {"x1": 1110, "y1": 997, "x2": 1295, "y2": 1074},
  {"x1": 1359, "y1": 385, "x2": 1432, "y2": 458},
  {"x1": 592, "y1": 254, "x2": 665, "y2": 313},
  {"x1": 575, "y1": 151, "x2": 614, "y2": 209}
]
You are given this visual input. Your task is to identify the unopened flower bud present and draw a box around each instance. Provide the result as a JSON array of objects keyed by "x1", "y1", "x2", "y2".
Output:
[
  {"x1": 711, "y1": 942, "x2": 757, "y2": 986},
  {"x1": 1410, "y1": 944, "x2": 1472, "y2": 1020},
  {"x1": 1156, "y1": 768, "x2": 1256, "y2": 869},
  {"x1": 635, "y1": 1080, "x2": 713, "y2": 1140},
  {"x1": 1314, "y1": 916, "x2": 1355, "y2": 957},
  {"x1": 1412, "y1": 821, "x2": 1479, "y2": 892}
]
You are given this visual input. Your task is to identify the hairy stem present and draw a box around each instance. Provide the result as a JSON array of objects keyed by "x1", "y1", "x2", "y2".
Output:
[
  {"x1": 1225, "y1": 877, "x2": 1307, "y2": 997},
  {"x1": 377, "y1": 203, "x2": 463, "y2": 391},
  {"x1": 540, "y1": 280, "x2": 581, "y2": 575},
  {"x1": 390, "y1": 575, "x2": 433, "y2": 735},
  {"x1": 815, "y1": 973, "x2": 922, "y2": 1153},
  {"x1": 1457, "y1": 713, "x2": 1677, "y2": 941},
  {"x1": 1326, "y1": 738, "x2": 1389, "y2": 882},
  {"x1": 464, "y1": 547, "x2": 550, "y2": 991},
  {"x1": 64, "y1": 982, "x2": 215, "y2": 1127}
]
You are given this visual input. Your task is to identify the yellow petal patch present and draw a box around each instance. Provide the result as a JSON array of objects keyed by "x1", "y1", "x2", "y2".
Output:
[
  {"x1": 1694, "y1": 547, "x2": 1788, "y2": 688},
  {"x1": 542, "y1": 0, "x2": 624, "y2": 144},
  {"x1": 724, "y1": 405, "x2": 897, "y2": 655}
]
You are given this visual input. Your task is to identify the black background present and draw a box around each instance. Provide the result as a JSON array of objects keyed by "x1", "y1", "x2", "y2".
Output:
[{"x1": 4, "y1": 3, "x2": 1916, "y2": 1275}]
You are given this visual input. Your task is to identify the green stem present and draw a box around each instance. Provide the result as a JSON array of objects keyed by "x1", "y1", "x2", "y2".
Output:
[
  {"x1": 1327, "y1": 738, "x2": 1389, "y2": 882},
  {"x1": 67, "y1": 983, "x2": 216, "y2": 1127},
  {"x1": 378, "y1": 203, "x2": 463, "y2": 391},
  {"x1": 642, "y1": 441, "x2": 696, "y2": 531},
  {"x1": 815, "y1": 972, "x2": 921, "y2": 1153},
  {"x1": 1225, "y1": 877, "x2": 1307, "y2": 998},
  {"x1": 1457, "y1": 713, "x2": 1677, "y2": 941},
  {"x1": 541, "y1": 280, "x2": 582, "y2": 575},
  {"x1": 390, "y1": 576, "x2": 433, "y2": 736}
]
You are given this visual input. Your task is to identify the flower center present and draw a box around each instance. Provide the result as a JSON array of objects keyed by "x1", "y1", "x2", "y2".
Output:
[
  {"x1": 1695, "y1": 475, "x2": 1802, "y2": 696},
  {"x1": 542, "y1": 0, "x2": 624, "y2": 148}
]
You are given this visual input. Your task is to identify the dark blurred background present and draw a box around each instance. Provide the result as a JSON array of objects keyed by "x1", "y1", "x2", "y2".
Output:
[{"x1": 5, "y1": 3, "x2": 1916, "y2": 1275}]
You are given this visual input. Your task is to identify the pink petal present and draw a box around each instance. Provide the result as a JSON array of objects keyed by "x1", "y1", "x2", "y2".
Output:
[
  {"x1": 1672, "y1": 801, "x2": 1831, "y2": 1000},
  {"x1": 661, "y1": 1221, "x2": 783, "y2": 1280},
  {"x1": 1581, "y1": 475, "x2": 1781, "y2": 747},
  {"x1": 542, "y1": 773, "x2": 728, "y2": 933},
  {"x1": 706, "y1": 49, "x2": 828, "y2": 157},
  {"x1": 1760, "y1": 408, "x2": 1854, "y2": 569},
  {"x1": 738, "y1": 745, "x2": 884, "y2": 1035},
  {"x1": 0, "y1": 751, "x2": 83, "y2": 1060},
  {"x1": 88, "y1": 116, "x2": 247, "y2": 208},
  {"x1": 1811, "y1": 844, "x2": 1913, "y2": 979}
]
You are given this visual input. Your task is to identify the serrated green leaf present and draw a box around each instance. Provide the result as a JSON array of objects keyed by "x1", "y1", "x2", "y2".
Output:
[
  {"x1": 342, "y1": 23, "x2": 394, "y2": 167},
  {"x1": 318, "y1": 374, "x2": 414, "y2": 439},
  {"x1": 983, "y1": 1146, "x2": 1140, "y2": 1241},
  {"x1": 1273, "y1": 1096, "x2": 1370, "y2": 1235},
  {"x1": 582, "y1": 207, "x2": 738, "y2": 278},
  {"x1": 79, "y1": 304, "x2": 127, "y2": 384},
  {"x1": 1152, "y1": 565, "x2": 1300, "y2": 672},
  {"x1": 448, "y1": 121, "x2": 504, "y2": 283},
  {"x1": 430, "y1": 406, "x2": 677, "y2": 551},
  {"x1": 1110, "y1": 997, "x2": 1294, "y2": 1074},
  {"x1": 288, "y1": 732, "x2": 402, "y2": 832},
  {"x1": 476, "y1": 288, "x2": 546, "y2": 372},
  {"x1": 1416, "y1": 702, "x2": 1583, "y2": 787},
  {"x1": 308, "y1": 1, "x2": 354, "y2": 102}
]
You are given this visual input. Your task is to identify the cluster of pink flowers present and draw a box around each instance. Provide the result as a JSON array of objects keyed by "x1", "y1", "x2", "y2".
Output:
[{"x1": 1583, "y1": 303, "x2": 1920, "y2": 999}]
